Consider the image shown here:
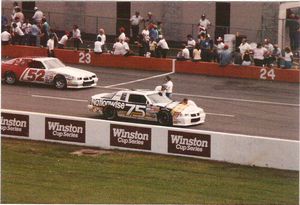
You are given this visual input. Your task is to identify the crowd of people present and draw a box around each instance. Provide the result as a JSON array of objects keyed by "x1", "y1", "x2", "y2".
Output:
[{"x1": 1, "y1": 3, "x2": 298, "y2": 69}]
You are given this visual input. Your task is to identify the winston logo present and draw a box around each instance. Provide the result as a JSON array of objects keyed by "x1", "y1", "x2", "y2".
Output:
[
  {"x1": 168, "y1": 131, "x2": 211, "y2": 157},
  {"x1": 110, "y1": 124, "x2": 151, "y2": 150},
  {"x1": 45, "y1": 117, "x2": 85, "y2": 143},
  {"x1": 1, "y1": 113, "x2": 29, "y2": 137}
]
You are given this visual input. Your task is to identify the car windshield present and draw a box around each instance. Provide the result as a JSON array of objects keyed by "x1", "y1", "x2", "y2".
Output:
[
  {"x1": 147, "y1": 93, "x2": 172, "y2": 104},
  {"x1": 43, "y1": 58, "x2": 65, "y2": 69}
]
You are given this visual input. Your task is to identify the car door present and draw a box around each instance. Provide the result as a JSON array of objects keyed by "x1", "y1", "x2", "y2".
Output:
[
  {"x1": 124, "y1": 94, "x2": 147, "y2": 119},
  {"x1": 19, "y1": 60, "x2": 46, "y2": 84}
]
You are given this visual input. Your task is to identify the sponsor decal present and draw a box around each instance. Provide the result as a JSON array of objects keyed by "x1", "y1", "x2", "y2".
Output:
[
  {"x1": 1, "y1": 113, "x2": 29, "y2": 137},
  {"x1": 168, "y1": 131, "x2": 210, "y2": 157},
  {"x1": 93, "y1": 99, "x2": 125, "y2": 109},
  {"x1": 45, "y1": 117, "x2": 85, "y2": 143},
  {"x1": 110, "y1": 124, "x2": 151, "y2": 150}
]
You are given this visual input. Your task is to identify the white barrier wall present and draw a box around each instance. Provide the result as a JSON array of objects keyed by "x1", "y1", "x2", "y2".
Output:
[{"x1": 1, "y1": 109, "x2": 299, "y2": 171}]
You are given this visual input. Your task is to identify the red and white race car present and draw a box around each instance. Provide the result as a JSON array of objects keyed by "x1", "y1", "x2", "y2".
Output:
[{"x1": 2, "y1": 57, "x2": 98, "y2": 89}]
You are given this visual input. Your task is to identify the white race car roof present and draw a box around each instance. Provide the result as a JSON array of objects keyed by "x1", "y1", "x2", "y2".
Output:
[{"x1": 118, "y1": 90, "x2": 159, "y2": 96}]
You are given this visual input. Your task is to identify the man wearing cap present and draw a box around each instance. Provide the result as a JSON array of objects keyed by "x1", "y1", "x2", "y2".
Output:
[
  {"x1": 219, "y1": 44, "x2": 232, "y2": 67},
  {"x1": 130, "y1": 11, "x2": 143, "y2": 42},
  {"x1": 32, "y1": 7, "x2": 43, "y2": 24},
  {"x1": 145, "y1": 12, "x2": 155, "y2": 27},
  {"x1": 198, "y1": 14, "x2": 211, "y2": 34},
  {"x1": 157, "y1": 35, "x2": 169, "y2": 58}
]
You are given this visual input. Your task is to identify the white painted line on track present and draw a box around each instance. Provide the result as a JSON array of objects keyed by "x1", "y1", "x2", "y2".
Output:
[
  {"x1": 104, "y1": 71, "x2": 175, "y2": 88},
  {"x1": 32, "y1": 95, "x2": 88, "y2": 102},
  {"x1": 206, "y1": 112, "x2": 235, "y2": 117}
]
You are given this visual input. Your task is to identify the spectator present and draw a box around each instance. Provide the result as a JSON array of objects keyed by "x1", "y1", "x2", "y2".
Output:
[
  {"x1": 94, "y1": 36, "x2": 103, "y2": 54},
  {"x1": 253, "y1": 43, "x2": 267, "y2": 67},
  {"x1": 215, "y1": 36, "x2": 224, "y2": 62},
  {"x1": 12, "y1": 22, "x2": 24, "y2": 45},
  {"x1": 58, "y1": 31, "x2": 70, "y2": 49},
  {"x1": 13, "y1": 16, "x2": 22, "y2": 28},
  {"x1": 118, "y1": 27, "x2": 126, "y2": 42},
  {"x1": 263, "y1": 38, "x2": 274, "y2": 67},
  {"x1": 157, "y1": 21, "x2": 163, "y2": 35},
  {"x1": 49, "y1": 28, "x2": 59, "y2": 47},
  {"x1": 199, "y1": 33, "x2": 210, "y2": 62},
  {"x1": 112, "y1": 38, "x2": 126, "y2": 55},
  {"x1": 157, "y1": 35, "x2": 169, "y2": 58},
  {"x1": 1, "y1": 26, "x2": 12, "y2": 46},
  {"x1": 176, "y1": 44, "x2": 190, "y2": 61},
  {"x1": 97, "y1": 28, "x2": 107, "y2": 52},
  {"x1": 72, "y1": 24, "x2": 82, "y2": 50},
  {"x1": 47, "y1": 34, "x2": 55, "y2": 57},
  {"x1": 130, "y1": 11, "x2": 143, "y2": 42},
  {"x1": 286, "y1": 13, "x2": 299, "y2": 51},
  {"x1": 271, "y1": 44, "x2": 282, "y2": 68},
  {"x1": 187, "y1": 34, "x2": 196, "y2": 58},
  {"x1": 11, "y1": 2, "x2": 19, "y2": 20},
  {"x1": 40, "y1": 18, "x2": 50, "y2": 47},
  {"x1": 30, "y1": 21, "x2": 40, "y2": 46},
  {"x1": 242, "y1": 49, "x2": 252, "y2": 66},
  {"x1": 149, "y1": 24, "x2": 159, "y2": 41},
  {"x1": 123, "y1": 37, "x2": 134, "y2": 56},
  {"x1": 219, "y1": 44, "x2": 232, "y2": 67},
  {"x1": 2, "y1": 15, "x2": 8, "y2": 32},
  {"x1": 281, "y1": 47, "x2": 293, "y2": 69},
  {"x1": 232, "y1": 48, "x2": 243, "y2": 65},
  {"x1": 198, "y1": 14, "x2": 211, "y2": 34},
  {"x1": 12, "y1": 7, "x2": 24, "y2": 23},
  {"x1": 141, "y1": 26, "x2": 150, "y2": 55},
  {"x1": 192, "y1": 44, "x2": 201, "y2": 62},
  {"x1": 239, "y1": 38, "x2": 252, "y2": 56},
  {"x1": 32, "y1": 7, "x2": 44, "y2": 24},
  {"x1": 21, "y1": 19, "x2": 32, "y2": 45},
  {"x1": 162, "y1": 75, "x2": 173, "y2": 99},
  {"x1": 145, "y1": 11, "x2": 155, "y2": 27},
  {"x1": 135, "y1": 35, "x2": 145, "y2": 56},
  {"x1": 149, "y1": 37, "x2": 157, "y2": 57}
]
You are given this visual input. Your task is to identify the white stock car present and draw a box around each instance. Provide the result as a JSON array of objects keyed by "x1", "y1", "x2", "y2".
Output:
[
  {"x1": 88, "y1": 90, "x2": 206, "y2": 126},
  {"x1": 2, "y1": 57, "x2": 98, "y2": 89}
]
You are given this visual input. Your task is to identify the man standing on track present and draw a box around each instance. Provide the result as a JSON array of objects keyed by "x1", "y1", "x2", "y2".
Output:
[{"x1": 162, "y1": 75, "x2": 173, "y2": 99}]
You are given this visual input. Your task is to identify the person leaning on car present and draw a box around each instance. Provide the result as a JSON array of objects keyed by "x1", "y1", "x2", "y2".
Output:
[{"x1": 162, "y1": 75, "x2": 173, "y2": 99}]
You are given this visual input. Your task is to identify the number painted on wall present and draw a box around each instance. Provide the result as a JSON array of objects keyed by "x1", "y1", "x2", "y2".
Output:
[
  {"x1": 79, "y1": 52, "x2": 91, "y2": 64},
  {"x1": 260, "y1": 68, "x2": 275, "y2": 80}
]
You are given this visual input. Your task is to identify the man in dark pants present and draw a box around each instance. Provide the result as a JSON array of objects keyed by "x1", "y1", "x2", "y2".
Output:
[
  {"x1": 286, "y1": 13, "x2": 299, "y2": 51},
  {"x1": 130, "y1": 11, "x2": 143, "y2": 42}
]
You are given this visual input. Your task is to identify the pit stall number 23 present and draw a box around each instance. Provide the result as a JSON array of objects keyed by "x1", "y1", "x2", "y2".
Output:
[
  {"x1": 260, "y1": 68, "x2": 276, "y2": 80},
  {"x1": 79, "y1": 52, "x2": 91, "y2": 64}
]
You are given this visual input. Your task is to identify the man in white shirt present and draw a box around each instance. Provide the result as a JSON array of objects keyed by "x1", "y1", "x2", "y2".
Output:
[
  {"x1": 12, "y1": 22, "x2": 24, "y2": 45},
  {"x1": 157, "y1": 35, "x2": 169, "y2": 58},
  {"x1": 177, "y1": 44, "x2": 190, "y2": 61},
  {"x1": 239, "y1": 38, "x2": 252, "y2": 56},
  {"x1": 112, "y1": 39, "x2": 126, "y2": 55},
  {"x1": 32, "y1": 7, "x2": 43, "y2": 24},
  {"x1": 130, "y1": 11, "x2": 143, "y2": 42},
  {"x1": 198, "y1": 14, "x2": 211, "y2": 34},
  {"x1": 94, "y1": 36, "x2": 103, "y2": 54},
  {"x1": 47, "y1": 34, "x2": 55, "y2": 57},
  {"x1": 58, "y1": 32, "x2": 70, "y2": 49},
  {"x1": 118, "y1": 27, "x2": 126, "y2": 42},
  {"x1": 1, "y1": 27, "x2": 11, "y2": 45},
  {"x1": 162, "y1": 76, "x2": 173, "y2": 99},
  {"x1": 96, "y1": 28, "x2": 107, "y2": 52}
]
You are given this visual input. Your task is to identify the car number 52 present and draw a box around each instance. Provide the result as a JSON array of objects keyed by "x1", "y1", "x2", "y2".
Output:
[
  {"x1": 260, "y1": 68, "x2": 275, "y2": 80},
  {"x1": 21, "y1": 68, "x2": 46, "y2": 82}
]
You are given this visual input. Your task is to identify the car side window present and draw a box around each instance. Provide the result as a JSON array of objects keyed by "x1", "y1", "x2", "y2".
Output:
[
  {"x1": 120, "y1": 93, "x2": 127, "y2": 101},
  {"x1": 28, "y1": 61, "x2": 45, "y2": 69},
  {"x1": 128, "y1": 94, "x2": 147, "y2": 104}
]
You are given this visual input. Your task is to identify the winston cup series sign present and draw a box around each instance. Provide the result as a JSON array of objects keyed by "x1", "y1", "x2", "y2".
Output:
[
  {"x1": 168, "y1": 131, "x2": 211, "y2": 157},
  {"x1": 45, "y1": 117, "x2": 86, "y2": 143},
  {"x1": 1, "y1": 113, "x2": 29, "y2": 137},
  {"x1": 110, "y1": 124, "x2": 151, "y2": 150}
]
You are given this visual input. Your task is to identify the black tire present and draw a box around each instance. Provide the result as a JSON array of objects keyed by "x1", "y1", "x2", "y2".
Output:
[
  {"x1": 103, "y1": 106, "x2": 117, "y2": 120},
  {"x1": 4, "y1": 72, "x2": 17, "y2": 85},
  {"x1": 54, "y1": 76, "x2": 67, "y2": 89},
  {"x1": 157, "y1": 110, "x2": 173, "y2": 126}
]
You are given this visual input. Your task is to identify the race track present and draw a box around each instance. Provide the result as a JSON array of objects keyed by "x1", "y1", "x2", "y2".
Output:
[{"x1": 2, "y1": 63, "x2": 299, "y2": 140}]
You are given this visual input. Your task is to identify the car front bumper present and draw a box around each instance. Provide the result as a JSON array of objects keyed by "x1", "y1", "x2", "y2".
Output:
[
  {"x1": 67, "y1": 78, "x2": 98, "y2": 88},
  {"x1": 173, "y1": 112, "x2": 206, "y2": 126}
]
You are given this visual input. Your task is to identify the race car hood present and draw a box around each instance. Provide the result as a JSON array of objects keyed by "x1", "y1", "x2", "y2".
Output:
[{"x1": 51, "y1": 66, "x2": 96, "y2": 78}]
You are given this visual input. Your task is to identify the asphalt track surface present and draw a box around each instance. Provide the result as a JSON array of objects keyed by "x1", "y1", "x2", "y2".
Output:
[{"x1": 2, "y1": 63, "x2": 299, "y2": 140}]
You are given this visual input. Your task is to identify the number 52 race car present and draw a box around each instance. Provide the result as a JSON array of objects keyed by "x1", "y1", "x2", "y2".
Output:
[
  {"x1": 88, "y1": 89, "x2": 206, "y2": 126},
  {"x1": 2, "y1": 57, "x2": 98, "y2": 89}
]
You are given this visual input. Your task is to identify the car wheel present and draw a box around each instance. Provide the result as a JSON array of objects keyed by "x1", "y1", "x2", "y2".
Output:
[
  {"x1": 54, "y1": 76, "x2": 67, "y2": 89},
  {"x1": 103, "y1": 106, "x2": 117, "y2": 120},
  {"x1": 158, "y1": 110, "x2": 173, "y2": 126},
  {"x1": 5, "y1": 72, "x2": 17, "y2": 85}
]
